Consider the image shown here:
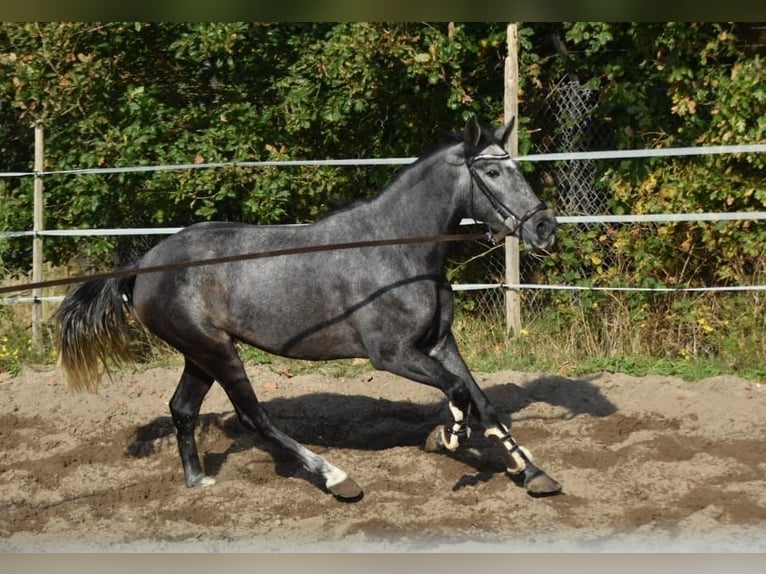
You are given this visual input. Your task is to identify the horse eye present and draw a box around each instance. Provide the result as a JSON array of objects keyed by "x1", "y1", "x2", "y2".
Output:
[{"x1": 488, "y1": 169, "x2": 500, "y2": 178}]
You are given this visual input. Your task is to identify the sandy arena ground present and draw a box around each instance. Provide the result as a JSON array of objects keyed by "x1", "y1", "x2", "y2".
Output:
[{"x1": 1, "y1": 361, "x2": 764, "y2": 552}]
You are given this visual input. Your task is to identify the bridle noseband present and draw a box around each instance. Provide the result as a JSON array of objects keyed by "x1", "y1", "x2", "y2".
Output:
[{"x1": 467, "y1": 151, "x2": 547, "y2": 244}]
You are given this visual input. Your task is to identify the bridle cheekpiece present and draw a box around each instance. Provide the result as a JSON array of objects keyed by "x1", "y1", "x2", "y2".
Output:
[{"x1": 467, "y1": 151, "x2": 547, "y2": 245}]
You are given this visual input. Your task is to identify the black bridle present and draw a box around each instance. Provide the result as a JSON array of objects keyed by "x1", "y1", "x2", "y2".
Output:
[{"x1": 467, "y1": 151, "x2": 547, "y2": 244}]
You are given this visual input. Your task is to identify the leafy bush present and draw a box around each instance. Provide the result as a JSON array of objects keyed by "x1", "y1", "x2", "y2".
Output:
[{"x1": 1, "y1": 23, "x2": 763, "y2": 378}]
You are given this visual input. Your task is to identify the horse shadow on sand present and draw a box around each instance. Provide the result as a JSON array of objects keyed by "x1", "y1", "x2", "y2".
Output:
[{"x1": 125, "y1": 374, "x2": 616, "y2": 494}]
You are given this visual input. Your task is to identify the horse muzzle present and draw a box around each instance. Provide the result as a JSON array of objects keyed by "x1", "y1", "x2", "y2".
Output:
[
  {"x1": 522, "y1": 209, "x2": 557, "y2": 250},
  {"x1": 516, "y1": 208, "x2": 558, "y2": 250},
  {"x1": 490, "y1": 209, "x2": 557, "y2": 250}
]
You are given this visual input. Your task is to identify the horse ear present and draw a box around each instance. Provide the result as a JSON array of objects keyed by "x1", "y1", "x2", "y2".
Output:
[
  {"x1": 496, "y1": 116, "x2": 516, "y2": 146},
  {"x1": 464, "y1": 115, "x2": 482, "y2": 148}
]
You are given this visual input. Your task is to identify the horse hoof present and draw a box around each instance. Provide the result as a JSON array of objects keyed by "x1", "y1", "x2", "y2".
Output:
[
  {"x1": 524, "y1": 470, "x2": 562, "y2": 497},
  {"x1": 187, "y1": 475, "x2": 216, "y2": 488},
  {"x1": 424, "y1": 425, "x2": 446, "y2": 452},
  {"x1": 329, "y1": 477, "x2": 364, "y2": 502}
]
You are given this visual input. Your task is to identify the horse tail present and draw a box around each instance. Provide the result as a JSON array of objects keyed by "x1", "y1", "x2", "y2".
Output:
[{"x1": 55, "y1": 271, "x2": 138, "y2": 393}]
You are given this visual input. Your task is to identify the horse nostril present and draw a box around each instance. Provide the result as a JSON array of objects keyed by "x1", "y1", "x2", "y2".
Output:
[{"x1": 536, "y1": 217, "x2": 557, "y2": 241}]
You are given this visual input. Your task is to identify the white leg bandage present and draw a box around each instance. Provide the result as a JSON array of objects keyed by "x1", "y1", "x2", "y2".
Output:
[
  {"x1": 484, "y1": 427, "x2": 533, "y2": 474},
  {"x1": 440, "y1": 402, "x2": 471, "y2": 451}
]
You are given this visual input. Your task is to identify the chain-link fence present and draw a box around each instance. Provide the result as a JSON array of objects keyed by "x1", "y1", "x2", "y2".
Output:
[
  {"x1": 520, "y1": 77, "x2": 615, "y2": 321},
  {"x1": 452, "y1": 77, "x2": 612, "y2": 352},
  {"x1": 532, "y1": 77, "x2": 613, "y2": 216}
]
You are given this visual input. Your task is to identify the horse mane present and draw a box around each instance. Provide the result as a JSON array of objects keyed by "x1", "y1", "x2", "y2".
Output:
[
  {"x1": 318, "y1": 155, "x2": 434, "y2": 219},
  {"x1": 317, "y1": 196, "x2": 371, "y2": 219},
  {"x1": 317, "y1": 123, "x2": 500, "y2": 221},
  {"x1": 314, "y1": 138, "x2": 449, "y2": 220}
]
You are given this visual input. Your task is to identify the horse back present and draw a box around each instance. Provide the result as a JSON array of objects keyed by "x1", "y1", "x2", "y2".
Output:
[{"x1": 128, "y1": 221, "x2": 451, "y2": 360}]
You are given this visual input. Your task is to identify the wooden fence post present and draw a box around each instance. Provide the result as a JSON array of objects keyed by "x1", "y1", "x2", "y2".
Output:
[
  {"x1": 32, "y1": 124, "x2": 44, "y2": 353},
  {"x1": 504, "y1": 23, "x2": 522, "y2": 337}
]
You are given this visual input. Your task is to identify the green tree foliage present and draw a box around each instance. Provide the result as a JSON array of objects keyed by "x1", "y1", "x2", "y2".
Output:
[
  {"x1": 516, "y1": 23, "x2": 765, "y2": 287},
  {"x1": 0, "y1": 22, "x2": 507, "y2": 269},
  {"x1": 512, "y1": 23, "x2": 765, "y2": 365},
  {"x1": 0, "y1": 22, "x2": 764, "y2": 371},
  {"x1": 0, "y1": 22, "x2": 763, "y2": 284}
]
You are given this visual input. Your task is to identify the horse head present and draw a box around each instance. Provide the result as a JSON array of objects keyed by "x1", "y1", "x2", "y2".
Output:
[{"x1": 462, "y1": 115, "x2": 557, "y2": 250}]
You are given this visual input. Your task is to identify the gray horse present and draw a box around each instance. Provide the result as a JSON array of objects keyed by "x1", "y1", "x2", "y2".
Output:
[{"x1": 56, "y1": 116, "x2": 561, "y2": 501}]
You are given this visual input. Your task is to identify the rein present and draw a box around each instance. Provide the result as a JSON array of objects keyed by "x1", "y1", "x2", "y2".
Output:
[
  {"x1": 0, "y1": 231, "x2": 491, "y2": 296},
  {"x1": 3, "y1": 153, "x2": 548, "y2": 297},
  {"x1": 467, "y1": 151, "x2": 547, "y2": 244}
]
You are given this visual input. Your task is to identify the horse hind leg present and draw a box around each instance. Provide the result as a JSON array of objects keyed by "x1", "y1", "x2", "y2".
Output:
[
  {"x1": 229, "y1": 398, "x2": 363, "y2": 501},
  {"x1": 196, "y1": 344, "x2": 364, "y2": 502},
  {"x1": 169, "y1": 359, "x2": 216, "y2": 487}
]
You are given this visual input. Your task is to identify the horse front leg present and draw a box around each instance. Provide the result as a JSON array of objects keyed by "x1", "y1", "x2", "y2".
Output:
[
  {"x1": 458, "y1": 382, "x2": 563, "y2": 495},
  {"x1": 424, "y1": 401, "x2": 472, "y2": 453},
  {"x1": 484, "y1": 423, "x2": 562, "y2": 495},
  {"x1": 425, "y1": 334, "x2": 563, "y2": 496},
  {"x1": 424, "y1": 396, "x2": 561, "y2": 494}
]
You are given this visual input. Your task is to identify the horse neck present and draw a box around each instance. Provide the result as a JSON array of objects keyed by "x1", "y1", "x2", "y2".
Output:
[{"x1": 356, "y1": 152, "x2": 466, "y2": 238}]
